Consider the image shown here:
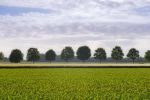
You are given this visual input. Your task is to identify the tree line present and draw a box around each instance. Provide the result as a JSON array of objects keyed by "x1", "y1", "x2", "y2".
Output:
[{"x1": 0, "y1": 46, "x2": 150, "y2": 63}]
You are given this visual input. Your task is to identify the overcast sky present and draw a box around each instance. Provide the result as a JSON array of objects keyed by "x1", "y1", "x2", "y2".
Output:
[{"x1": 0, "y1": 0, "x2": 150, "y2": 57}]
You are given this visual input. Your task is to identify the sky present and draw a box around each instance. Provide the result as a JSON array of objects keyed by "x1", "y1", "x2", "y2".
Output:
[{"x1": 0, "y1": 0, "x2": 150, "y2": 57}]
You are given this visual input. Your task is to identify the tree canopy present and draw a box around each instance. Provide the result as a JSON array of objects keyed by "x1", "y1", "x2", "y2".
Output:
[
  {"x1": 111, "y1": 46, "x2": 124, "y2": 62},
  {"x1": 27, "y1": 48, "x2": 40, "y2": 63},
  {"x1": 61, "y1": 47, "x2": 74, "y2": 62},
  {"x1": 9, "y1": 49, "x2": 23, "y2": 63},
  {"x1": 94, "y1": 48, "x2": 106, "y2": 63},
  {"x1": 77, "y1": 46, "x2": 91, "y2": 61},
  {"x1": 45, "y1": 49, "x2": 56, "y2": 63},
  {"x1": 0, "y1": 52, "x2": 4, "y2": 61},
  {"x1": 127, "y1": 48, "x2": 139, "y2": 63},
  {"x1": 145, "y1": 50, "x2": 150, "y2": 62}
]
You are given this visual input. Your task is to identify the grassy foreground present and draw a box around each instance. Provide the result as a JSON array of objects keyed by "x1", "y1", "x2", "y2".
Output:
[{"x1": 0, "y1": 68, "x2": 150, "y2": 99}]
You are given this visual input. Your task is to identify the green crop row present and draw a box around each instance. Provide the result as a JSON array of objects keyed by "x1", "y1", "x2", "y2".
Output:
[{"x1": 0, "y1": 68, "x2": 150, "y2": 100}]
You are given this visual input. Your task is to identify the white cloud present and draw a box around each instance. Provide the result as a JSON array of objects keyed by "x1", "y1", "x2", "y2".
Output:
[
  {"x1": 0, "y1": 34, "x2": 149, "y2": 57},
  {"x1": 0, "y1": 0, "x2": 150, "y2": 57}
]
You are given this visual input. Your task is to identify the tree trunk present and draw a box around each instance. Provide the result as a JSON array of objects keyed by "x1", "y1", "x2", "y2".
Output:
[
  {"x1": 66, "y1": 59, "x2": 68, "y2": 63},
  {"x1": 99, "y1": 59, "x2": 102, "y2": 63},
  {"x1": 83, "y1": 60, "x2": 85, "y2": 63},
  {"x1": 116, "y1": 60, "x2": 118, "y2": 64},
  {"x1": 133, "y1": 59, "x2": 135, "y2": 64}
]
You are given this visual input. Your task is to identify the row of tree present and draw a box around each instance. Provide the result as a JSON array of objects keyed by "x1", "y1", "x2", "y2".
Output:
[{"x1": 0, "y1": 46, "x2": 150, "y2": 63}]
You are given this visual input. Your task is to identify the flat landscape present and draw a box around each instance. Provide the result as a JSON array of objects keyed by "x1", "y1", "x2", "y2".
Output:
[
  {"x1": 0, "y1": 62, "x2": 150, "y2": 68},
  {"x1": 0, "y1": 68, "x2": 150, "y2": 99}
]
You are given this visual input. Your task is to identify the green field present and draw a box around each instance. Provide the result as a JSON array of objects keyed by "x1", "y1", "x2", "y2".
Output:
[{"x1": 0, "y1": 68, "x2": 150, "y2": 99}]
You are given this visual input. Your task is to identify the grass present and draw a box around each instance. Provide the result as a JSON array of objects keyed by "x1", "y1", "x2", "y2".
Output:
[{"x1": 0, "y1": 68, "x2": 150, "y2": 99}]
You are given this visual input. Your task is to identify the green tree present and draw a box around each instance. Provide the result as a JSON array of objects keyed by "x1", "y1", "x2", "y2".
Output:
[
  {"x1": 111, "y1": 46, "x2": 124, "y2": 62},
  {"x1": 94, "y1": 48, "x2": 107, "y2": 63},
  {"x1": 9, "y1": 49, "x2": 23, "y2": 63},
  {"x1": 61, "y1": 47, "x2": 74, "y2": 62},
  {"x1": 144, "y1": 50, "x2": 150, "y2": 62},
  {"x1": 45, "y1": 49, "x2": 56, "y2": 63},
  {"x1": 127, "y1": 48, "x2": 139, "y2": 63},
  {"x1": 77, "y1": 46, "x2": 91, "y2": 62},
  {"x1": 27, "y1": 48, "x2": 40, "y2": 63},
  {"x1": 0, "y1": 52, "x2": 4, "y2": 61}
]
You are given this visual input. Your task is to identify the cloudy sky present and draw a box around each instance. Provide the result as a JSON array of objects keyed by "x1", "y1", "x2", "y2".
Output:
[{"x1": 0, "y1": 0, "x2": 150, "y2": 57}]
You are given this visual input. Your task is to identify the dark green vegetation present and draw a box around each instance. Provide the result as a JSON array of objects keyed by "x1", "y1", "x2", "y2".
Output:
[
  {"x1": 0, "y1": 52, "x2": 4, "y2": 61},
  {"x1": 127, "y1": 48, "x2": 140, "y2": 63},
  {"x1": 61, "y1": 46, "x2": 74, "y2": 62},
  {"x1": 45, "y1": 49, "x2": 56, "y2": 63},
  {"x1": 94, "y1": 48, "x2": 107, "y2": 63},
  {"x1": 27, "y1": 48, "x2": 40, "y2": 63},
  {"x1": 145, "y1": 50, "x2": 150, "y2": 62},
  {"x1": 1, "y1": 46, "x2": 150, "y2": 63},
  {"x1": 9, "y1": 49, "x2": 23, "y2": 63},
  {"x1": 77, "y1": 46, "x2": 91, "y2": 62},
  {"x1": 0, "y1": 68, "x2": 149, "y2": 99},
  {"x1": 111, "y1": 46, "x2": 124, "y2": 62}
]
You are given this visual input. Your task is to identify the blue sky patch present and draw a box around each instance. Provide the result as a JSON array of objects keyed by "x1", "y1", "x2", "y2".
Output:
[
  {"x1": 133, "y1": 5, "x2": 150, "y2": 16},
  {"x1": 0, "y1": 5, "x2": 51, "y2": 15}
]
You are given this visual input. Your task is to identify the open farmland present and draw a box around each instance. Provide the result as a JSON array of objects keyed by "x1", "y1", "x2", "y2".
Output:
[
  {"x1": 0, "y1": 63, "x2": 150, "y2": 68},
  {"x1": 0, "y1": 68, "x2": 150, "y2": 99}
]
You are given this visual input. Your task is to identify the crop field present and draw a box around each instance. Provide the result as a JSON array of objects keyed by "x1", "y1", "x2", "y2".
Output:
[{"x1": 0, "y1": 68, "x2": 150, "y2": 99}]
